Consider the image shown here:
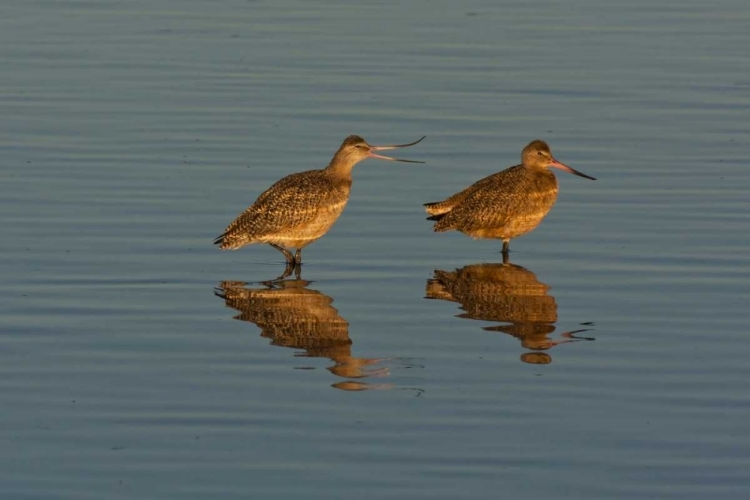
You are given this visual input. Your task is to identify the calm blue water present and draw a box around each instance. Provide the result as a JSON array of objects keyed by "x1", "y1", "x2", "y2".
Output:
[{"x1": 2, "y1": 0, "x2": 749, "y2": 498}]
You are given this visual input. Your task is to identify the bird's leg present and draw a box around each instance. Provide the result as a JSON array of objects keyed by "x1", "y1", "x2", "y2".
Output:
[
  {"x1": 501, "y1": 240, "x2": 510, "y2": 254},
  {"x1": 270, "y1": 243, "x2": 295, "y2": 264},
  {"x1": 288, "y1": 249, "x2": 302, "y2": 279}
]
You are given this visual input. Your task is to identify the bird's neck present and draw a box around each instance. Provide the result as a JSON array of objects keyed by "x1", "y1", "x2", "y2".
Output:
[
  {"x1": 526, "y1": 166, "x2": 559, "y2": 189},
  {"x1": 324, "y1": 156, "x2": 360, "y2": 180}
]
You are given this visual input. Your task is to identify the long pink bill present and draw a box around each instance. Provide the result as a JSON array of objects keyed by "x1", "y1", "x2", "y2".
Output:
[
  {"x1": 550, "y1": 158, "x2": 596, "y2": 180},
  {"x1": 368, "y1": 135, "x2": 426, "y2": 164}
]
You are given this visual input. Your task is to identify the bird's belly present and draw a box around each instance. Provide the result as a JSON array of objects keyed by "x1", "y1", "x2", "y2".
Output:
[
  {"x1": 466, "y1": 201, "x2": 555, "y2": 240},
  {"x1": 465, "y1": 215, "x2": 545, "y2": 239},
  {"x1": 270, "y1": 199, "x2": 348, "y2": 248},
  {"x1": 498, "y1": 211, "x2": 549, "y2": 239}
]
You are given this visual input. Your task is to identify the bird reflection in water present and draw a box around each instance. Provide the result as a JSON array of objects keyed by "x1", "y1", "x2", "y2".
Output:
[
  {"x1": 426, "y1": 256, "x2": 594, "y2": 364},
  {"x1": 214, "y1": 277, "x2": 393, "y2": 390}
]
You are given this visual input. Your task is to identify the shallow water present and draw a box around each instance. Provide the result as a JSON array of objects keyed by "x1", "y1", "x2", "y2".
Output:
[{"x1": 2, "y1": 0, "x2": 750, "y2": 498}]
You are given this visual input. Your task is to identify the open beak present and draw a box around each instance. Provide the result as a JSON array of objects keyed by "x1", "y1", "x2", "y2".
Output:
[
  {"x1": 549, "y1": 158, "x2": 596, "y2": 180},
  {"x1": 368, "y1": 136, "x2": 426, "y2": 163}
]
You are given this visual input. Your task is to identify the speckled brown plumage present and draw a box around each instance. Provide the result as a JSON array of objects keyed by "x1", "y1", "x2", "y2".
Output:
[
  {"x1": 215, "y1": 134, "x2": 424, "y2": 273},
  {"x1": 425, "y1": 140, "x2": 594, "y2": 253},
  {"x1": 215, "y1": 169, "x2": 352, "y2": 251}
]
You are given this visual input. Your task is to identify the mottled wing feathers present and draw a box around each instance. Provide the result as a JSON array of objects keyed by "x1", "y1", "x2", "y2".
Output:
[
  {"x1": 215, "y1": 170, "x2": 342, "y2": 249},
  {"x1": 424, "y1": 165, "x2": 523, "y2": 215}
]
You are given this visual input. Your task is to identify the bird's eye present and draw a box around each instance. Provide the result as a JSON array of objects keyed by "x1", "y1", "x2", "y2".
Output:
[{"x1": 537, "y1": 151, "x2": 543, "y2": 156}]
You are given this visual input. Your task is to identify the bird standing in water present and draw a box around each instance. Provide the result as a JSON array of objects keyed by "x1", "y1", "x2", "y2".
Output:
[
  {"x1": 424, "y1": 140, "x2": 595, "y2": 254},
  {"x1": 215, "y1": 135, "x2": 424, "y2": 277}
]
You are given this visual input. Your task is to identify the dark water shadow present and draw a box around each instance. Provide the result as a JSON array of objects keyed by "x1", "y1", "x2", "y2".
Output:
[
  {"x1": 214, "y1": 276, "x2": 395, "y2": 391},
  {"x1": 425, "y1": 257, "x2": 594, "y2": 364}
]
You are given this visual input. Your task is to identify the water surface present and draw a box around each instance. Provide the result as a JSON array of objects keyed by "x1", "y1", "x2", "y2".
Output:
[{"x1": 2, "y1": 1, "x2": 750, "y2": 498}]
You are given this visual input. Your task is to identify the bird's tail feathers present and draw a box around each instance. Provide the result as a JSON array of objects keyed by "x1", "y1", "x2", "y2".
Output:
[
  {"x1": 423, "y1": 200, "x2": 452, "y2": 217},
  {"x1": 213, "y1": 232, "x2": 245, "y2": 250}
]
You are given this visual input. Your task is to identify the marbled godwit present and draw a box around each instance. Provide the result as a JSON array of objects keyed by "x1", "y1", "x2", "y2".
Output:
[
  {"x1": 424, "y1": 140, "x2": 595, "y2": 254},
  {"x1": 214, "y1": 135, "x2": 424, "y2": 274}
]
